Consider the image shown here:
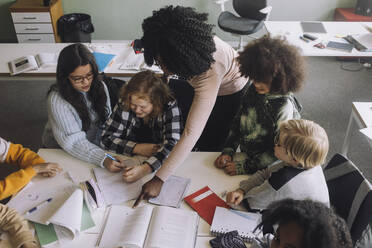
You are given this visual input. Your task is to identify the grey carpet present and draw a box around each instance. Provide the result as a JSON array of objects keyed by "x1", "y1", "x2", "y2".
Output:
[{"x1": 0, "y1": 57, "x2": 371, "y2": 180}]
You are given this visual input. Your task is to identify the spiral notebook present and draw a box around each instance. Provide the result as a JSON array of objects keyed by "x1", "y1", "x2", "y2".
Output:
[{"x1": 210, "y1": 207, "x2": 261, "y2": 242}]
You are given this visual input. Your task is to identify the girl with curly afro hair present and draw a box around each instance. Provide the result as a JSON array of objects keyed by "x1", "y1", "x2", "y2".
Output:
[
  {"x1": 215, "y1": 35, "x2": 306, "y2": 175},
  {"x1": 252, "y1": 198, "x2": 352, "y2": 248},
  {"x1": 134, "y1": 5, "x2": 248, "y2": 205}
]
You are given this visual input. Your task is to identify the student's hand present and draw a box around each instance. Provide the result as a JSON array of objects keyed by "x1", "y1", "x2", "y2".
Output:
[
  {"x1": 223, "y1": 161, "x2": 237, "y2": 176},
  {"x1": 132, "y1": 176, "x2": 164, "y2": 208},
  {"x1": 133, "y1": 143, "x2": 160, "y2": 157},
  {"x1": 214, "y1": 154, "x2": 232, "y2": 169},
  {"x1": 21, "y1": 241, "x2": 39, "y2": 248},
  {"x1": 103, "y1": 157, "x2": 125, "y2": 172},
  {"x1": 226, "y1": 189, "x2": 244, "y2": 205},
  {"x1": 122, "y1": 163, "x2": 152, "y2": 183},
  {"x1": 32, "y1": 162, "x2": 62, "y2": 177}
]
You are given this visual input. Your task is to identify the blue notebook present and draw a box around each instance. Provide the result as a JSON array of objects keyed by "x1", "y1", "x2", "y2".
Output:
[{"x1": 93, "y1": 52, "x2": 115, "y2": 72}]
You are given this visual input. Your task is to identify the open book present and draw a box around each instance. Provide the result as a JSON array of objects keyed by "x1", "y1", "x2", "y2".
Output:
[
  {"x1": 98, "y1": 205, "x2": 199, "y2": 248},
  {"x1": 8, "y1": 53, "x2": 58, "y2": 75},
  {"x1": 7, "y1": 174, "x2": 95, "y2": 246}
]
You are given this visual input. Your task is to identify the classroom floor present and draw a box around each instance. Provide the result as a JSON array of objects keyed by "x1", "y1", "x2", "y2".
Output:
[{"x1": 0, "y1": 56, "x2": 371, "y2": 181}]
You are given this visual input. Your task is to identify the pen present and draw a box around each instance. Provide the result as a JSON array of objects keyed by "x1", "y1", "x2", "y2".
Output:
[
  {"x1": 26, "y1": 198, "x2": 52, "y2": 215},
  {"x1": 105, "y1": 153, "x2": 119, "y2": 162},
  {"x1": 299, "y1": 36, "x2": 310, "y2": 43}
]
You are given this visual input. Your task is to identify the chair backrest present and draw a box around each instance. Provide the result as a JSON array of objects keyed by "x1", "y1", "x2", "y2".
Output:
[
  {"x1": 232, "y1": 0, "x2": 267, "y2": 20},
  {"x1": 324, "y1": 153, "x2": 372, "y2": 245}
]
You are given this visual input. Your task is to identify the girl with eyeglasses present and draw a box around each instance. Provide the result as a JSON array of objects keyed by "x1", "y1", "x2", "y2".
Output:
[{"x1": 42, "y1": 43, "x2": 125, "y2": 172}]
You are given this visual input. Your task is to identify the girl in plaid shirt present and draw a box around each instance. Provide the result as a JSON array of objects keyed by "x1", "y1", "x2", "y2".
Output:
[{"x1": 101, "y1": 70, "x2": 182, "y2": 182}]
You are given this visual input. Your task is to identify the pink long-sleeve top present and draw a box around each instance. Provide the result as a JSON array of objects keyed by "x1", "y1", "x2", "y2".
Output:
[{"x1": 156, "y1": 36, "x2": 248, "y2": 181}]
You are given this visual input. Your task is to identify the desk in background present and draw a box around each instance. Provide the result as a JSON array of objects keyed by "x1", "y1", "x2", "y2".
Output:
[
  {"x1": 264, "y1": 21, "x2": 372, "y2": 56},
  {"x1": 0, "y1": 42, "x2": 142, "y2": 77},
  {"x1": 342, "y1": 102, "x2": 372, "y2": 156},
  {"x1": 1, "y1": 149, "x2": 248, "y2": 248},
  {"x1": 334, "y1": 8, "x2": 372, "y2": 22}
]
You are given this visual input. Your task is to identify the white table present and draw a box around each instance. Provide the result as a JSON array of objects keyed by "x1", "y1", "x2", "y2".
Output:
[
  {"x1": 2, "y1": 149, "x2": 248, "y2": 248},
  {"x1": 264, "y1": 21, "x2": 372, "y2": 56},
  {"x1": 0, "y1": 42, "x2": 144, "y2": 77},
  {"x1": 342, "y1": 102, "x2": 372, "y2": 156}
]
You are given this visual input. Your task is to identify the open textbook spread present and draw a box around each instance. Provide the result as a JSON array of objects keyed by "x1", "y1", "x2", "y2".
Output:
[
  {"x1": 8, "y1": 53, "x2": 58, "y2": 75},
  {"x1": 98, "y1": 205, "x2": 199, "y2": 248},
  {"x1": 7, "y1": 173, "x2": 95, "y2": 247}
]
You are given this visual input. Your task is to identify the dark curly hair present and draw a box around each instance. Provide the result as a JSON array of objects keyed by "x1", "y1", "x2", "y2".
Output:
[
  {"x1": 119, "y1": 70, "x2": 175, "y2": 118},
  {"x1": 48, "y1": 43, "x2": 109, "y2": 131},
  {"x1": 237, "y1": 34, "x2": 305, "y2": 94},
  {"x1": 256, "y1": 199, "x2": 352, "y2": 248},
  {"x1": 141, "y1": 5, "x2": 216, "y2": 79}
]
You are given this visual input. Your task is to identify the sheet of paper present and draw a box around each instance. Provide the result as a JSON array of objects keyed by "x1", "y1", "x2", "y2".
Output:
[
  {"x1": 33, "y1": 201, "x2": 95, "y2": 247},
  {"x1": 48, "y1": 188, "x2": 83, "y2": 238},
  {"x1": 145, "y1": 206, "x2": 199, "y2": 248},
  {"x1": 149, "y1": 175, "x2": 190, "y2": 208},
  {"x1": 98, "y1": 205, "x2": 153, "y2": 248},
  {"x1": 93, "y1": 167, "x2": 143, "y2": 205},
  {"x1": 360, "y1": 127, "x2": 372, "y2": 140},
  {"x1": 7, "y1": 173, "x2": 75, "y2": 225},
  {"x1": 34, "y1": 223, "x2": 58, "y2": 247},
  {"x1": 35, "y1": 53, "x2": 58, "y2": 68},
  {"x1": 210, "y1": 207, "x2": 261, "y2": 241}
]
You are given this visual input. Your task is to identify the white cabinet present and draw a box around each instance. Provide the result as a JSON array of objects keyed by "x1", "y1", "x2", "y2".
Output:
[{"x1": 10, "y1": 0, "x2": 63, "y2": 43}]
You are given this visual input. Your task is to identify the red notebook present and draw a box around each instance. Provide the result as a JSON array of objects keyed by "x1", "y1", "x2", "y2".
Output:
[{"x1": 184, "y1": 186, "x2": 230, "y2": 225}]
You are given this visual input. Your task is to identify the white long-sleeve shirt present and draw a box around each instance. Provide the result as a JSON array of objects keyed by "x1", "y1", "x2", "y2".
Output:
[{"x1": 240, "y1": 161, "x2": 330, "y2": 210}]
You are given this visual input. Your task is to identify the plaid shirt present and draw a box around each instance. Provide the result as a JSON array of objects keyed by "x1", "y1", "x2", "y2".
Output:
[{"x1": 101, "y1": 99, "x2": 182, "y2": 171}]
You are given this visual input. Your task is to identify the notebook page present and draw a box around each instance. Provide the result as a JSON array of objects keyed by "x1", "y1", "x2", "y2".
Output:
[
  {"x1": 48, "y1": 188, "x2": 83, "y2": 238},
  {"x1": 120, "y1": 52, "x2": 144, "y2": 71},
  {"x1": 93, "y1": 167, "x2": 143, "y2": 205},
  {"x1": 149, "y1": 175, "x2": 190, "y2": 208},
  {"x1": 144, "y1": 206, "x2": 198, "y2": 248},
  {"x1": 99, "y1": 205, "x2": 153, "y2": 248},
  {"x1": 210, "y1": 207, "x2": 261, "y2": 241},
  {"x1": 7, "y1": 173, "x2": 75, "y2": 224}
]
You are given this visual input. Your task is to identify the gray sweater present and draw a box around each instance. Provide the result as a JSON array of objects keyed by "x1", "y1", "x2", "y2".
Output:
[{"x1": 42, "y1": 82, "x2": 111, "y2": 166}]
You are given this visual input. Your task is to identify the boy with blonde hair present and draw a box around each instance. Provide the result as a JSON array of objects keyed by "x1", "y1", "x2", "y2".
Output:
[{"x1": 226, "y1": 119, "x2": 330, "y2": 210}]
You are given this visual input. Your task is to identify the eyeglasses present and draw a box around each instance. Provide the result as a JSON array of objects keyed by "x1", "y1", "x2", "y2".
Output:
[{"x1": 69, "y1": 71, "x2": 94, "y2": 85}]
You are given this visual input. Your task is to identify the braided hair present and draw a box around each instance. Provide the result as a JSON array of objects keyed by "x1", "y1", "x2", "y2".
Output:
[
  {"x1": 255, "y1": 199, "x2": 352, "y2": 248},
  {"x1": 141, "y1": 5, "x2": 216, "y2": 79}
]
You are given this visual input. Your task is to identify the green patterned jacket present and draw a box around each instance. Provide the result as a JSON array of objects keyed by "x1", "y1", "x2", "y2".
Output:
[{"x1": 222, "y1": 84, "x2": 302, "y2": 174}]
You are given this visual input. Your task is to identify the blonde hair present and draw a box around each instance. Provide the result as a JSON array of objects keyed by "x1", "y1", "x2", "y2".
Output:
[
  {"x1": 119, "y1": 70, "x2": 174, "y2": 117},
  {"x1": 279, "y1": 119, "x2": 329, "y2": 169}
]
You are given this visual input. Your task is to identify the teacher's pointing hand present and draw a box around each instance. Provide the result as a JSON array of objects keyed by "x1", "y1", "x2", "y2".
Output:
[{"x1": 132, "y1": 176, "x2": 164, "y2": 208}]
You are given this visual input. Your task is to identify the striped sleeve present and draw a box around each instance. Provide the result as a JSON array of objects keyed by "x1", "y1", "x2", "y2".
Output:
[{"x1": 47, "y1": 91, "x2": 106, "y2": 167}]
